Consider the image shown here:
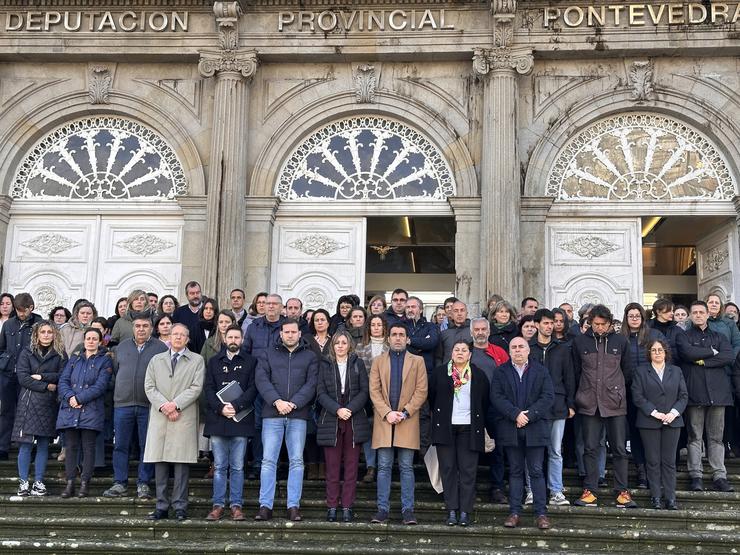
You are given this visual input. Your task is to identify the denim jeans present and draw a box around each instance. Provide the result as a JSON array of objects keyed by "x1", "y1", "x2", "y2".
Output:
[
  {"x1": 376, "y1": 447, "x2": 415, "y2": 513},
  {"x1": 17, "y1": 437, "x2": 50, "y2": 482},
  {"x1": 259, "y1": 417, "x2": 307, "y2": 509},
  {"x1": 211, "y1": 435, "x2": 248, "y2": 508},
  {"x1": 112, "y1": 406, "x2": 154, "y2": 486},
  {"x1": 548, "y1": 419, "x2": 566, "y2": 493}
]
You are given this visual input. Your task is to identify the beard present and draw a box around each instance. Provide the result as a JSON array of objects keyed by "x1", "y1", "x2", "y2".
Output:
[{"x1": 226, "y1": 343, "x2": 240, "y2": 353}]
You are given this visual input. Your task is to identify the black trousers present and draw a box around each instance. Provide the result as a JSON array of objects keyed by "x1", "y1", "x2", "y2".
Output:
[
  {"x1": 64, "y1": 428, "x2": 98, "y2": 481},
  {"x1": 0, "y1": 373, "x2": 18, "y2": 453},
  {"x1": 436, "y1": 425, "x2": 479, "y2": 513},
  {"x1": 155, "y1": 462, "x2": 190, "y2": 512},
  {"x1": 582, "y1": 413, "x2": 628, "y2": 492},
  {"x1": 639, "y1": 426, "x2": 680, "y2": 501}
]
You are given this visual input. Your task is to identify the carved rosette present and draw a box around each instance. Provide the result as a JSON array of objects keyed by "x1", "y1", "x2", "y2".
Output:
[
  {"x1": 198, "y1": 50, "x2": 258, "y2": 79},
  {"x1": 354, "y1": 64, "x2": 377, "y2": 104},
  {"x1": 472, "y1": 47, "x2": 533, "y2": 76},
  {"x1": 89, "y1": 66, "x2": 112, "y2": 105}
]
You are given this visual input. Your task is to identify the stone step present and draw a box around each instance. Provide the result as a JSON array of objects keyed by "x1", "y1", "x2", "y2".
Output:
[
  {"x1": 2, "y1": 494, "x2": 739, "y2": 532},
  {"x1": 0, "y1": 515, "x2": 737, "y2": 554}
]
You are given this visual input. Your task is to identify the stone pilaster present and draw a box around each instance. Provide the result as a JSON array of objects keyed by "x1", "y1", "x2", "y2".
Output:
[
  {"x1": 449, "y1": 197, "x2": 483, "y2": 316},
  {"x1": 473, "y1": 41, "x2": 533, "y2": 305},
  {"x1": 198, "y1": 1, "x2": 258, "y2": 304},
  {"x1": 244, "y1": 196, "x2": 279, "y2": 298},
  {"x1": 176, "y1": 195, "x2": 208, "y2": 290},
  {"x1": 0, "y1": 195, "x2": 11, "y2": 283},
  {"x1": 520, "y1": 196, "x2": 555, "y2": 302}
]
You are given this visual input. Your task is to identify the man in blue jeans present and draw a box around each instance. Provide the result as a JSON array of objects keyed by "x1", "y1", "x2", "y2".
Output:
[
  {"x1": 368, "y1": 323, "x2": 428, "y2": 525},
  {"x1": 254, "y1": 319, "x2": 318, "y2": 522},
  {"x1": 104, "y1": 316, "x2": 167, "y2": 499}
]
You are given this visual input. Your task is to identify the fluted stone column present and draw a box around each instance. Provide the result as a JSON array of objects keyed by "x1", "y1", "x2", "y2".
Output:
[
  {"x1": 244, "y1": 196, "x2": 279, "y2": 298},
  {"x1": 198, "y1": 49, "x2": 258, "y2": 303},
  {"x1": 474, "y1": 46, "x2": 533, "y2": 304},
  {"x1": 449, "y1": 197, "x2": 482, "y2": 315}
]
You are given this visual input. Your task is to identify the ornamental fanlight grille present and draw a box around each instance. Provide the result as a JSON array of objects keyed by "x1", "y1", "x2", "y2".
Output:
[
  {"x1": 276, "y1": 116, "x2": 456, "y2": 201},
  {"x1": 12, "y1": 116, "x2": 188, "y2": 200},
  {"x1": 546, "y1": 113, "x2": 736, "y2": 201}
]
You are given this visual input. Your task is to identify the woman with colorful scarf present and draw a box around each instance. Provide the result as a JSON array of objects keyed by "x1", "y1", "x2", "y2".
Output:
[{"x1": 428, "y1": 339, "x2": 490, "y2": 526}]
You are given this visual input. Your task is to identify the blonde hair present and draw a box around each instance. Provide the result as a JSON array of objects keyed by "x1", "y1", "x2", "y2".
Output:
[
  {"x1": 329, "y1": 330, "x2": 355, "y2": 360},
  {"x1": 31, "y1": 320, "x2": 65, "y2": 357}
]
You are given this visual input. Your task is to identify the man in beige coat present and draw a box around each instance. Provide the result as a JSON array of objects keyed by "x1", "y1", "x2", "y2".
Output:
[
  {"x1": 143, "y1": 323, "x2": 205, "y2": 521},
  {"x1": 369, "y1": 322, "x2": 427, "y2": 525}
]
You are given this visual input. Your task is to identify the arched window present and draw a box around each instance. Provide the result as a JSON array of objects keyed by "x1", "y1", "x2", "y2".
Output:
[
  {"x1": 12, "y1": 116, "x2": 188, "y2": 200},
  {"x1": 276, "y1": 116, "x2": 456, "y2": 201},
  {"x1": 546, "y1": 113, "x2": 736, "y2": 201}
]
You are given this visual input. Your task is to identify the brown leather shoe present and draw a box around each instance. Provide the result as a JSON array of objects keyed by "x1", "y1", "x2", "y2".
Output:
[
  {"x1": 536, "y1": 515, "x2": 551, "y2": 530},
  {"x1": 287, "y1": 506, "x2": 302, "y2": 522},
  {"x1": 230, "y1": 506, "x2": 245, "y2": 521},
  {"x1": 254, "y1": 506, "x2": 273, "y2": 521},
  {"x1": 206, "y1": 506, "x2": 224, "y2": 521},
  {"x1": 503, "y1": 514, "x2": 520, "y2": 528}
]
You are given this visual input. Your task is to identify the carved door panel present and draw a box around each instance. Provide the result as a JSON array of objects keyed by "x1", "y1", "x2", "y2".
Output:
[
  {"x1": 270, "y1": 218, "x2": 366, "y2": 312},
  {"x1": 545, "y1": 218, "x2": 643, "y2": 317},
  {"x1": 696, "y1": 221, "x2": 739, "y2": 303},
  {"x1": 4, "y1": 212, "x2": 184, "y2": 317}
]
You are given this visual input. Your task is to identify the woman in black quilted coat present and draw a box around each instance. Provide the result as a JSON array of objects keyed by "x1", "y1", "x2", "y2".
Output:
[{"x1": 12, "y1": 320, "x2": 66, "y2": 497}]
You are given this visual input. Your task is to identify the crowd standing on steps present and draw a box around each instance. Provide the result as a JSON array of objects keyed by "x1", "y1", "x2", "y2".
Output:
[{"x1": 1, "y1": 284, "x2": 740, "y2": 530}]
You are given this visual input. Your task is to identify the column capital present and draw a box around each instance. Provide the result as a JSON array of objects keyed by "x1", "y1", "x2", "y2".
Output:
[
  {"x1": 491, "y1": 0, "x2": 517, "y2": 15},
  {"x1": 213, "y1": 1, "x2": 243, "y2": 50},
  {"x1": 198, "y1": 49, "x2": 259, "y2": 80},
  {"x1": 473, "y1": 47, "x2": 533, "y2": 76}
]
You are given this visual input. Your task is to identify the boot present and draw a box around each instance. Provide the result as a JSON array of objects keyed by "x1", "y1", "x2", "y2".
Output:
[
  {"x1": 637, "y1": 464, "x2": 648, "y2": 489},
  {"x1": 306, "y1": 463, "x2": 319, "y2": 480},
  {"x1": 61, "y1": 480, "x2": 75, "y2": 499},
  {"x1": 78, "y1": 480, "x2": 89, "y2": 498},
  {"x1": 362, "y1": 467, "x2": 376, "y2": 483},
  {"x1": 318, "y1": 463, "x2": 326, "y2": 480}
]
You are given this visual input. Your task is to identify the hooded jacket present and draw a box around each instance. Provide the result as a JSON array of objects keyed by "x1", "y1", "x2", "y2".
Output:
[{"x1": 529, "y1": 336, "x2": 576, "y2": 419}]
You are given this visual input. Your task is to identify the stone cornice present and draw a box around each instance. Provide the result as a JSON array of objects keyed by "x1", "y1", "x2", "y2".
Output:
[{"x1": 0, "y1": 0, "x2": 213, "y2": 6}]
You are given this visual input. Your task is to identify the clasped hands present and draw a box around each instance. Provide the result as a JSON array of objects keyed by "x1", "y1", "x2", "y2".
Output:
[
  {"x1": 68, "y1": 395, "x2": 81, "y2": 409},
  {"x1": 385, "y1": 411, "x2": 406, "y2": 425},
  {"x1": 652, "y1": 410, "x2": 677, "y2": 425},
  {"x1": 515, "y1": 410, "x2": 529, "y2": 428},
  {"x1": 337, "y1": 408, "x2": 352, "y2": 420},
  {"x1": 160, "y1": 401, "x2": 180, "y2": 422},
  {"x1": 274, "y1": 399, "x2": 296, "y2": 415}
]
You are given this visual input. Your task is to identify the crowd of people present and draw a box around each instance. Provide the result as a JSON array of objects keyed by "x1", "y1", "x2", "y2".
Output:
[{"x1": 1, "y1": 284, "x2": 740, "y2": 530}]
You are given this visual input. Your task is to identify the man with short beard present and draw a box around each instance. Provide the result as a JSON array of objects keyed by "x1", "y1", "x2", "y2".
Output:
[
  {"x1": 203, "y1": 325, "x2": 258, "y2": 521},
  {"x1": 172, "y1": 281, "x2": 205, "y2": 353}
]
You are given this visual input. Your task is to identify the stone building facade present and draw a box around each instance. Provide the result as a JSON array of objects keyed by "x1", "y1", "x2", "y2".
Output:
[{"x1": 0, "y1": 0, "x2": 738, "y2": 318}]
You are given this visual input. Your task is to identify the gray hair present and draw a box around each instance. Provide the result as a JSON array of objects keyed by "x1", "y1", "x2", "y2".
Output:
[
  {"x1": 407, "y1": 296, "x2": 423, "y2": 310},
  {"x1": 267, "y1": 293, "x2": 283, "y2": 305},
  {"x1": 470, "y1": 317, "x2": 490, "y2": 333},
  {"x1": 171, "y1": 323, "x2": 190, "y2": 337}
]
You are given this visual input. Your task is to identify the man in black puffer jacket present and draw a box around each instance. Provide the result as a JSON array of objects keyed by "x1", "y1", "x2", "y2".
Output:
[
  {"x1": 529, "y1": 309, "x2": 575, "y2": 506},
  {"x1": 254, "y1": 319, "x2": 319, "y2": 523},
  {"x1": 572, "y1": 304, "x2": 636, "y2": 509},
  {"x1": 0, "y1": 292, "x2": 42, "y2": 459}
]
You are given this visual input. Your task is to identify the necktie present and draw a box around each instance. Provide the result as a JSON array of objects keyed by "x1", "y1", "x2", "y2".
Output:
[{"x1": 171, "y1": 352, "x2": 180, "y2": 373}]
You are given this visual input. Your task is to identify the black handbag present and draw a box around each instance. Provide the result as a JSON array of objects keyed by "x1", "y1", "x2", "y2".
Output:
[{"x1": 0, "y1": 352, "x2": 11, "y2": 373}]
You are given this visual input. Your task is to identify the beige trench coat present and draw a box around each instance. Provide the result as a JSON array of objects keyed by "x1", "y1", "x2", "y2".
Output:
[
  {"x1": 369, "y1": 351, "x2": 428, "y2": 450},
  {"x1": 143, "y1": 349, "x2": 205, "y2": 464}
]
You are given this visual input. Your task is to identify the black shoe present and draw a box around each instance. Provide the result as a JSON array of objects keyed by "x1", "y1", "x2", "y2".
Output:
[
  {"x1": 664, "y1": 499, "x2": 679, "y2": 510},
  {"x1": 402, "y1": 509, "x2": 417, "y2": 525},
  {"x1": 689, "y1": 477, "x2": 703, "y2": 491},
  {"x1": 637, "y1": 465, "x2": 648, "y2": 489},
  {"x1": 0, "y1": 451, "x2": 8, "y2": 461},
  {"x1": 246, "y1": 468, "x2": 258, "y2": 481},
  {"x1": 371, "y1": 510, "x2": 388, "y2": 524},
  {"x1": 327, "y1": 508, "x2": 337, "y2": 522},
  {"x1": 598, "y1": 477, "x2": 608, "y2": 488},
  {"x1": 489, "y1": 488, "x2": 508, "y2": 504},
  {"x1": 650, "y1": 497, "x2": 662, "y2": 510},
  {"x1": 446, "y1": 510, "x2": 457, "y2": 526},
  {"x1": 342, "y1": 508, "x2": 353, "y2": 523},
  {"x1": 61, "y1": 480, "x2": 75, "y2": 499},
  {"x1": 175, "y1": 509, "x2": 187, "y2": 521},
  {"x1": 713, "y1": 478, "x2": 734, "y2": 492},
  {"x1": 148, "y1": 509, "x2": 169, "y2": 520},
  {"x1": 459, "y1": 512, "x2": 470, "y2": 527},
  {"x1": 77, "y1": 480, "x2": 89, "y2": 498}
]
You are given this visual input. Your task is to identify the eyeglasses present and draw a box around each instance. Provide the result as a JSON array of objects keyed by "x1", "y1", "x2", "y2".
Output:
[
  {"x1": 650, "y1": 348, "x2": 665, "y2": 353},
  {"x1": 627, "y1": 315, "x2": 642, "y2": 320}
]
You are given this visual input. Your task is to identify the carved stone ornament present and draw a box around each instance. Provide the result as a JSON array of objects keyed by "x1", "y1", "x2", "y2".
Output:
[
  {"x1": 115, "y1": 233, "x2": 175, "y2": 256},
  {"x1": 289, "y1": 234, "x2": 348, "y2": 257},
  {"x1": 703, "y1": 246, "x2": 729, "y2": 274},
  {"x1": 89, "y1": 66, "x2": 112, "y2": 105},
  {"x1": 493, "y1": 21, "x2": 514, "y2": 48},
  {"x1": 472, "y1": 47, "x2": 533, "y2": 76},
  {"x1": 629, "y1": 61, "x2": 654, "y2": 102},
  {"x1": 34, "y1": 285, "x2": 60, "y2": 320},
  {"x1": 354, "y1": 64, "x2": 377, "y2": 104},
  {"x1": 559, "y1": 236, "x2": 620, "y2": 259},
  {"x1": 198, "y1": 50, "x2": 258, "y2": 79},
  {"x1": 303, "y1": 287, "x2": 331, "y2": 311},
  {"x1": 491, "y1": 0, "x2": 517, "y2": 14},
  {"x1": 213, "y1": 1, "x2": 242, "y2": 51},
  {"x1": 21, "y1": 233, "x2": 81, "y2": 255}
]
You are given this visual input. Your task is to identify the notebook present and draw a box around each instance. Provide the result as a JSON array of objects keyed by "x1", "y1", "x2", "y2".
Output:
[{"x1": 216, "y1": 380, "x2": 254, "y2": 423}]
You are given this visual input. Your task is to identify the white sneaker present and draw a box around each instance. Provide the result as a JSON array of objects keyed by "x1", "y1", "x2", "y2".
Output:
[
  {"x1": 550, "y1": 491, "x2": 570, "y2": 505},
  {"x1": 31, "y1": 481, "x2": 47, "y2": 496},
  {"x1": 17, "y1": 480, "x2": 30, "y2": 496},
  {"x1": 524, "y1": 490, "x2": 533, "y2": 505}
]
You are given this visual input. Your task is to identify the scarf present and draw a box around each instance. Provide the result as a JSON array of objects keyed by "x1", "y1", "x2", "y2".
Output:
[{"x1": 447, "y1": 360, "x2": 471, "y2": 398}]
